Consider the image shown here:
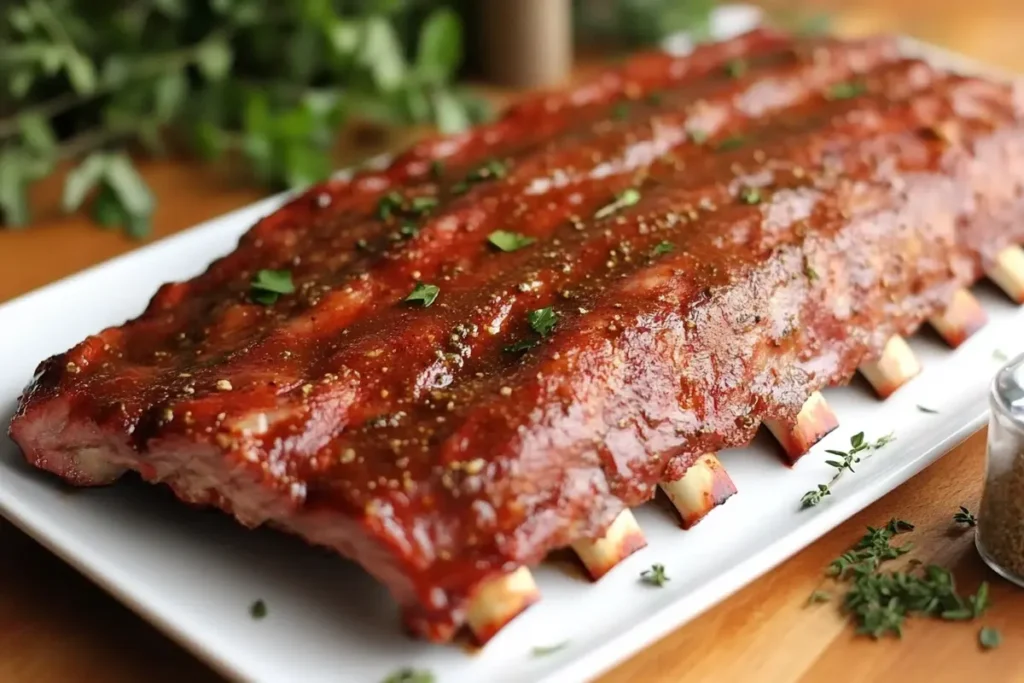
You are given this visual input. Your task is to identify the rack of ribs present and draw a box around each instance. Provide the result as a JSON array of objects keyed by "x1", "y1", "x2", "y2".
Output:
[{"x1": 10, "y1": 27, "x2": 1024, "y2": 644}]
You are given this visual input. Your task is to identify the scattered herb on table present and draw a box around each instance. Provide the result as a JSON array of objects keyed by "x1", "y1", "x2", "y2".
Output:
[
  {"x1": 595, "y1": 188, "x2": 641, "y2": 219},
  {"x1": 405, "y1": 283, "x2": 440, "y2": 307},
  {"x1": 979, "y1": 626, "x2": 1002, "y2": 650},
  {"x1": 249, "y1": 599, "x2": 267, "y2": 620},
  {"x1": 250, "y1": 269, "x2": 294, "y2": 305},
  {"x1": 917, "y1": 405, "x2": 939, "y2": 414},
  {"x1": 954, "y1": 506, "x2": 978, "y2": 528},
  {"x1": 993, "y1": 348, "x2": 1009, "y2": 362},
  {"x1": 800, "y1": 432, "x2": 896, "y2": 508},
  {"x1": 641, "y1": 563, "x2": 670, "y2": 587},
  {"x1": 806, "y1": 590, "x2": 832, "y2": 605},
  {"x1": 531, "y1": 641, "x2": 570, "y2": 657},
  {"x1": 488, "y1": 230, "x2": 535, "y2": 252}
]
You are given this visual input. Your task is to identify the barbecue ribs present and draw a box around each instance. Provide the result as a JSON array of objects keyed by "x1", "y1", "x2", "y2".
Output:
[{"x1": 10, "y1": 28, "x2": 1024, "y2": 643}]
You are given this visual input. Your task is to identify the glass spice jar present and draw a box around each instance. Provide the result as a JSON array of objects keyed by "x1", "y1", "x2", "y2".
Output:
[{"x1": 977, "y1": 352, "x2": 1024, "y2": 587}]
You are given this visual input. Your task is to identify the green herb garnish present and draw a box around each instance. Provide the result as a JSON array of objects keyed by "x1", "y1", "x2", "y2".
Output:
[
  {"x1": 531, "y1": 641, "x2": 570, "y2": 657},
  {"x1": 725, "y1": 58, "x2": 748, "y2": 78},
  {"x1": 641, "y1": 563, "x2": 669, "y2": 587},
  {"x1": 405, "y1": 283, "x2": 440, "y2": 307},
  {"x1": 980, "y1": 626, "x2": 1002, "y2": 650},
  {"x1": 382, "y1": 668, "x2": 435, "y2": 683},
  {"x1": 488, "y1": 230, "x2": 536, "y2": 252},
  {"x1": 250, "y1": 269, "x2": 295, "y2": 305},
  {"x1": 504, "y1": 339, "x2": 539, "y2": 354},
  {"x1": 917, "y1": 405, "x2": 939, "y2": 414},
  {"x1": 954, "y1": 506, "x2": 978, "y2": 528},
  {"x1": 801, "y1": 432, "x2": 896, "y2": 508},
  {"x1": 647, "y1": 92, "x2": 664, "y2": 106},
  {"x1": 826, "y1": 81, "x2": 867, "y2": 100},
  {"x1": 464, "y1": 159, "x2": 508, "y2": 185},
  {"x1": 739, "y1": 187, "x2": 761, "y2": 204},
  {"x1": 376, "y1": 191, "x2": 405, "y2": 221},
  {"x1": 249, "y1": 599, "x2": 267, "y2": 619},
  {"x1": 613, "y1": 102, "x2": 631, "y2": 121},
  {"x1": 410, "y1": 195, "x2": 438, "y2": 215},
  {"x1": 430, "y1": 160, "x2": 445, "y2": 180},
  {"x1": 807, "y1": 590, "x2": 832, "y2": 605},
  {"x1": 528, "y1": 307, "x2": 559, "y2": 337},
  {"x1": 652, "y1": 241, "x2": 674, "y2": 256},
  {"x1": 689, "y1": 129, "x2": 709, "y2": 144},
  {"x1": 595, "y1": 188, "x2": 641, "y2": 219},
  {"x1": 715, "y1": 135, "x2": 746, "y2": 151}
]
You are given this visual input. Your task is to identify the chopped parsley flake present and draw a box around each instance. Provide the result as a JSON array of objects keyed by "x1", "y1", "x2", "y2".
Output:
[
  {"x1": 249, "y1": 599, "x2": 267, "y2": 619},
  {"x1": 640, "y1": 563, "x2": 669, "y2": 587},
  {"x1": 739, "y1": 187, "x2": 762, "y2": 204},
  {"x1": 250, "y1": 269, "x2": 294, "y2": 305},
  {"x1": 382, "y1": 668, "x2": 435, "y2": 683},
  {"x1": 652, "y1": 241, "x2": 674, "y2": 256},
  {"x1": 826, "y1": 81, "x2": 867, "y2": 100},
  {"x1": 725, "y1": 58, "x2": 748, "y2": 78},
  {"x1": 715, "y1": 135, "x2": 746, "y2": 151},
  {"x1": 405, "y1": 283, "x2": 440, "y2": 307},
  {"x1": 595, "y1": 188, "x2": 641, "y2": 219},
  {"x1": 528, "y1": 307, "x2": 559, "y2": 337},
  {"x1": 376, "y1": 191, "x2": 404, "y2": 221},
  {"x1": 488, "y1": 230, "x2": 536, "y2": 252},
  {"x1": 504, "y1": 339, "x2": 539, "y2": 354}
]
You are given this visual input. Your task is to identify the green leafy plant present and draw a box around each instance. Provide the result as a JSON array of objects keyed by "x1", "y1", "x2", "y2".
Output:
[{"x1": 1, "y1": 0, "x2": 489, "y2": 235}]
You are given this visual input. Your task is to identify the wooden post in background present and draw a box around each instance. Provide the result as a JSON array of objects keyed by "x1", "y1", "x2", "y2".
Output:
[{"x1": 478, "y1": 0, "x2": 574, "y2": 88}]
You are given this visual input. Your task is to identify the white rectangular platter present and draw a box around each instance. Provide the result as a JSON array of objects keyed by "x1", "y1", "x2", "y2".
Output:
[{"x1": 1, "y1": 31, "x2": 1021, "y2": 683}]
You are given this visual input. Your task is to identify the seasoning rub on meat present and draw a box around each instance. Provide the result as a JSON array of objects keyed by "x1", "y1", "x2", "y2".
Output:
[{"x1": 11, "y1": 27, "x2": 1024, "y2": 644}]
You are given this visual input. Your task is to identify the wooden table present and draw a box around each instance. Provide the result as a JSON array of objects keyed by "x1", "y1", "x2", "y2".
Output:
[{"x1": 4, "y1": 3, "x2": 1024, "y2": 681}]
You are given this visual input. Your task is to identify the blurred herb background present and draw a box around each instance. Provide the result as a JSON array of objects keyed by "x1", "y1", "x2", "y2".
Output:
[{"x1": 0, "y1": 0, "x2": 821, "y2": 237}]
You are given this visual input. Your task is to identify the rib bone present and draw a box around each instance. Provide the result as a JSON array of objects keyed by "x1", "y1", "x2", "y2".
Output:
[
  {"x1": 659, "y1": 453, "x2": 737, "y2": 528},
  {"x1": 570, "y1": 509, "x2": 647, "y2": 579},
  {"x1": 858, "y1": 335, "x2": 921, "y2": 398},
  {"x1": 927, "y1": 288, "x2": 988, "y2": 348},
  {"x1": 985, "y1": 245, "x2": 1024, "y2": 304},
  {"x1": 465, "y1": 567, "x2": 540, "y2": 644},
  {"x1": 763, "y1": 391, "x2": 840, "y2": 463}
]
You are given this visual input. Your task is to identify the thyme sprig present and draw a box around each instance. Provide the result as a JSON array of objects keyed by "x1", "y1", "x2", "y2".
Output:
[{"x1": 801, "y1": 431, "x2": 896, "y2": 508}]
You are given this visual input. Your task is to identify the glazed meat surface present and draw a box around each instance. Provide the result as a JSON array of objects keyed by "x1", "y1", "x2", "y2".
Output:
[{"x1": 10, "y1": 29, "x2": 1024, "y2": 639}]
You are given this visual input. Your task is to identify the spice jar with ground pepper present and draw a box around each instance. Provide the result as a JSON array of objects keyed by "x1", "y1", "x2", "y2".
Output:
[{"x1": 977, "y1": 352, "x2": 1024, "y2": 586}]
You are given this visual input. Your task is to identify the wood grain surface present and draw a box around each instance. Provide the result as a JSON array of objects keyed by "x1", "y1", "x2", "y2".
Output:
[{"x1": 3, "y1": 2, "x2": 1024, "y2": 681}]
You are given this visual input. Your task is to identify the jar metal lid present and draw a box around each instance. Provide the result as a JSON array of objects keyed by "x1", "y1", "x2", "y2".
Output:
[{"x1": 992, "y1": 351, "x2": 1024, "y2": 418}]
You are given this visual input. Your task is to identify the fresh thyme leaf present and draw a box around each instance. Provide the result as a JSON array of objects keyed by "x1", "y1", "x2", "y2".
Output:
[
  {"x1": 382, "y1": 668, "x2": 435, "y2": 683},
  {"x1": 488, "y1": 230, "x2": 536, "y2": 252},
  {"x1": 807, "y1": 590, "x2": 832, "y2": 605},
  {"x1": 980, "y1": 626, "x2": 1002, "y2": 650},
  {"x1": 641, "y1": 563, "x2": 669, "y2": 587},
  {"x1": 953, "y1": 506, "x2": 978, "y2": 528},
  {"x1": 377, "y1": 191, "x2": 405, "y2": 221},
  {"x1": 531, "y1": 641, "x2": 570, "y2": 657},
  {"x1": 249, "y1": 599, "x2": 267, "y2": 619},
  {"x1": 528, "y1": 307, "x2": 559, "y2": 337},
  {"x1": 410, "y1": 195, "x2": 438, "y2": 215},
  {"x1": 400, "y1": 223, "x2": 419, "y2": 238},
  {"x1": 917, "y1": 405, "x2": 939, "y2": 414},
  {"x1": 739, "y1": 186, "x2": 761, "y2": 204},
  {"x1": 725, "y1": 58, "x2": 748, "y2": 78},
  {"x1": 430, "y1": 159, "x2": 445, "y2": 179},
  {"x1": 250, "y1": 269, "x2": 294, "y2": 305},
  {"x1": 970, "y1": 582, "x2": 991, "y2": 617},
  {"x1": 595, "y1": 188, "x2": 641, "y2": 219},
  {"x1": 715, "y1": 135, "x2": 746, "y2": 151},
  {"x1": 613, "y1": 102, "x2": 631, "y2": 121},
  {"x1": 462, "y1": 159, "x2": 507, "y2": 186},
  {"x1": 826, "y1": 81, "x2": 867, "y2": 100},
  {"x1": 652, "y1": 241, "x2": 674, "y2": 256},
  {"x1": 993, "y1": 348, "x2": 1009, "y2": 362},
  {"x1": 405, "y1": 283, "x2": 440, "y2": 307},
  {"x1": 504, "y1": 339, "x2": 538, "y2": 354}
]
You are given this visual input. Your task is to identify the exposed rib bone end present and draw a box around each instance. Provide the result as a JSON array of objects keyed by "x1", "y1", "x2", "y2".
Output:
[
  {"x1": 986, "y1": 245, "x2": 1024, "y2": 304},
  {"x1": 466, "y1": 567, "x2": 540, "y2": 645},
  {"x1": 858, "y1": 335, "x2": 921, "y2": 398},
  {"x1": 928, "y1": 288, "x2": 988, "y2": 348},
  {"x1": 764, "y1": 391, "x2": 840, "y2": 463},
  {"x1": 659, "y1": 453, "x2": 737, "y2": 529},
  {"x1": 570, "y1": 509, "x2": 647, "y2": 580}
]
